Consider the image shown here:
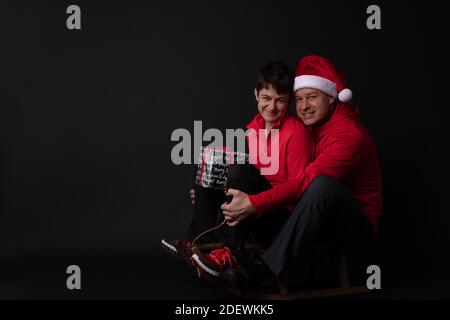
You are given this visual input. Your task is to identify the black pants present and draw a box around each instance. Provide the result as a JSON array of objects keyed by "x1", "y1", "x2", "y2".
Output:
[
  {"x1": 218, "y1": 165, "x2": 290, "y2": 251},
  {"x1": 185, "y1": 164, "x2": 289, "y2": 246},
  {"x1": 262, "y1": 175, "x2": 375, "y2": 276},
  {"x1": 185, "y1": 183, "x2": 226, "y2": 243}
]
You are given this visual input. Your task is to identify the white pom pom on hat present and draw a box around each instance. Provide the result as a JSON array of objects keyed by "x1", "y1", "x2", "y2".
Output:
[
  {"x1": 294, "y1": 55, "x2": 353, "y2": 102},
  {"x1": 338, "y1": 88, "x2": 353, "y2": 102}
]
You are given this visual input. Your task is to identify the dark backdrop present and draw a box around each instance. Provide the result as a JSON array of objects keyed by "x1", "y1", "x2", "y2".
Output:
[{"x1": 1, "y1": 0, "x2": 449, "y2": 299}]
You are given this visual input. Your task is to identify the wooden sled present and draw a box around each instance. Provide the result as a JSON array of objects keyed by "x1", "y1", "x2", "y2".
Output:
[{"x1": 191, "y1": 242, "x2": 371, "y2": 300}]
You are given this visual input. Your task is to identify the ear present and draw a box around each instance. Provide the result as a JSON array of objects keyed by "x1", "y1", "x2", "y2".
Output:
[
  {"x1": 254, "y1": 89, "x2": 259, "y2": 102},
  {"x1": 328, "y1": 95, "x2": 336, "y2": 105}
]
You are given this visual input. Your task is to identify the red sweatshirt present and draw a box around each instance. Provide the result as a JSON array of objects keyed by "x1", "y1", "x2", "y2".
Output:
[
  {"x1": 246, "y1": 113, "x2": 314, "y2": 212},
  {"x1": 248, "y1": 103, "x2": 383, "y2": 232}
]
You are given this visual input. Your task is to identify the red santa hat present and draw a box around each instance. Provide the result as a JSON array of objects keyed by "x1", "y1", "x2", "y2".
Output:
[{"x1": 293, "y1": 55, "x2": 353, "y2": 102}]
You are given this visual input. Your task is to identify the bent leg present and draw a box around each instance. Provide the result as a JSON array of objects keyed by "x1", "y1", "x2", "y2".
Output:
[
  {"x1": 185, "y1": 182, "x2": 226, "y2": 243},
  {"x1": 262, "y1": 176, "x2": 374, "y2": 276},
  {"x1": 219, "y1": 164, "x2": 272, "y2": 251}
]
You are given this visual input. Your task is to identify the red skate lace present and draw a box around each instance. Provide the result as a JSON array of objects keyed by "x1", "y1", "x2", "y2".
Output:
[{"x1": 208, "y1": 247, "x2": 236, "y2": 268}]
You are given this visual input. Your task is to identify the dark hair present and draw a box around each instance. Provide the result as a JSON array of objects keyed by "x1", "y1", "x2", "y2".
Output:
[{"x1": 255, "y1": 61, "x2": 293, "y2": 96}]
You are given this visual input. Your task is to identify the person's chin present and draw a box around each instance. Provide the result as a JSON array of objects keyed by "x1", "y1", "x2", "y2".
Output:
[
  {"x1": 301, "y1": 117, "x2": 317, "y2": 126},
  {"x1": 263, "y1": 115, "x2": 279, "y2": 123}
]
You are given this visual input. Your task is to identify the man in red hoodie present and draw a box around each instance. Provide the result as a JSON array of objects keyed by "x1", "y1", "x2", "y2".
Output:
[{"x1": 213, "y1": 55, "x2": 383, "y2": 293}]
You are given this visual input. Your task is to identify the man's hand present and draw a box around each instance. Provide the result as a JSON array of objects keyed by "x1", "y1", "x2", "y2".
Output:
[
  {"x1": 190, "y1": 188, "x2": 195, "y2": 205},
  {"x1": 220, "y1": 189, "x2": 257, "y2": 227}
]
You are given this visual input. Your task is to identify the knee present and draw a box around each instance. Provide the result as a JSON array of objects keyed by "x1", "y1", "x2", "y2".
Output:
[
  {"x1": 227, "y1": 164, "x2": 257, "y2": 181},
  {"x1": 305, "y1": 176, "x2": 338, "y2": 196},
  {"x1": 227, "y1": 164, "x2": 245, "y2": 181},
  {"x1": 226, "y1": 164, "x2": 269, "y2": 194}
]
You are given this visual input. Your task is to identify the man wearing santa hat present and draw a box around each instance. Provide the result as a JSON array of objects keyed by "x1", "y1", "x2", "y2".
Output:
[{"x1": 192, "y1": 55, "x2": 383, "y2": 293}]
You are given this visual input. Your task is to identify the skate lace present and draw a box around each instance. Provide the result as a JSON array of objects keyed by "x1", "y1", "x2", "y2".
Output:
[
  {"x1": 208, "y1": 247, "x2": 236, "y2": 267},
  {"x1": 191, "y1": 219, "x2": 226, "y2": 247}
]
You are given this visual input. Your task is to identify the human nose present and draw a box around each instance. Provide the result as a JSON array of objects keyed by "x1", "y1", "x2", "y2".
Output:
[
  {"x1": 299, "y1": 100, "x2": 310, "y2": 111},
  {"x1": 267, "y1": 100, "x2": 276, "y2": 111}
]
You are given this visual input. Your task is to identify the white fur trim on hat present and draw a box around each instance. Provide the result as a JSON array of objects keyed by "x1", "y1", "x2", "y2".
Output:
[{"x1": 294, "y1": 75, "x2": 337, "y2": 97}]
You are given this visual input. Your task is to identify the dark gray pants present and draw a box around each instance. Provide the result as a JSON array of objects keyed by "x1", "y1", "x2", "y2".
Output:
[{"x1": 262, "y1": 175, "x2": 375, "y2": 276}]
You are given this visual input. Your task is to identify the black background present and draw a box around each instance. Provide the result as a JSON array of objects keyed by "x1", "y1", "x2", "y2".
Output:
[{"x1": 1, "y1": 0, "x2": 449, "y2": 299}]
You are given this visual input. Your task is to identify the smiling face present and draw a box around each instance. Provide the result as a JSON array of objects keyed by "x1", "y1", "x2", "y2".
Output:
[
  {"x1": 255, "y1": 85, "x2": 289, "y2": 126},
  {"x1": 295, "y1": 88, "x2": 336, "y2": 126}
]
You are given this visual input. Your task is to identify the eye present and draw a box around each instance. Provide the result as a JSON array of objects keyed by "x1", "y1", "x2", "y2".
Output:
[{"x1": 308, "y1": 95, "x2": 316, "y2": 100}]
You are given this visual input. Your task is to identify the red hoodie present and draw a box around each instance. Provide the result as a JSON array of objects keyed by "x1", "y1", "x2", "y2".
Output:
[
  {"x1": 248, "y1": 103, "x2": 383, "y2": 232},
  {"x1": 246, "y1": 113, "x2": 314, "y2": 212}
]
